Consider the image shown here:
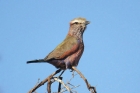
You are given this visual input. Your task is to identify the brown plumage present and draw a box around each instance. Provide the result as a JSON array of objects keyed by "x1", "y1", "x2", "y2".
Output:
[{"x1": 27, "y1": 17, "x2": 90, "y2": 70}]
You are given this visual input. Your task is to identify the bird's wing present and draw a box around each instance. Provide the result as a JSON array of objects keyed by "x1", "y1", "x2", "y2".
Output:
[{"x1": 44, "y1": 35, "x2": 80, "y2": 61}]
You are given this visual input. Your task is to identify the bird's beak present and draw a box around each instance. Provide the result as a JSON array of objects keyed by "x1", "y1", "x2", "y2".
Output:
[{"x1": 85, "y1": 21, "x2": 90, "y2": 25}]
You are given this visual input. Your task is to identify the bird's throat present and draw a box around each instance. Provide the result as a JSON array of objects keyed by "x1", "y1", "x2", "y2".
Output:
[{"x1": 68, "y1": 25, "x2": 85, "y2": 41}]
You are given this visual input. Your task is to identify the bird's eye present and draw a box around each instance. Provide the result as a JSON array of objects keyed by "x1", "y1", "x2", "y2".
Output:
[{"x1": 75, "y1": 22, "x2": 78, "y2": 24}]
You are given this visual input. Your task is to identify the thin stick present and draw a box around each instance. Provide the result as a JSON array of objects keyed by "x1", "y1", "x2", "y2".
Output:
[
  {"x1": 53, "y1": 77, "x2": 72, "y2": 93},
  {"x1": 47, "y1": 78, "x2": 52, "y2": 93},
  {"x1": 72, "y1": 66, "x2": 97, "y2": 93},
  {"x1": 28, "y1": 69, "x2": 61, "y2": 93}
]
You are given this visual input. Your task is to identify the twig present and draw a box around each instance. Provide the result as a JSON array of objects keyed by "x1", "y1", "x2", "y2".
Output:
[
  {"x1": 61, "y1": 84, "x2": 80, "y2": 93},
  {"x1": 47, "y1": 77, "x2": 52, "y2": 93},
  {"x1": 60, "y1": 72, "x2": 78, "y2": 93},
  {"x1": 28, "y1": 69, "x2": 61, "y2": 93},
  {"x1": 72, "y1": 66, "x2": 97, "y2": 93},
  {"x1": 53, "y1": 77, "x2": 72, "y2": 93},
  {"x1": 28, "y1": 67, "x2": 97, "y2": 93}
]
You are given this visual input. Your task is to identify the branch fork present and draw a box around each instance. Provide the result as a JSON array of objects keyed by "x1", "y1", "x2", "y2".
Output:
[{"x1": 28, "y1": 67, "x2": 97, "y2": 93}]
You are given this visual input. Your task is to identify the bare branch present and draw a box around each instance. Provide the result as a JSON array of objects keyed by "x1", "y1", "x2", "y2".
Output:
[
  {"x1": 28, "y1": 69, "x2": 61, "y2": 93},
  {"x1": 47, "y1": 77, "x2": 52, "y2": 93},
  {"x1": 53, "y1": 77, "x2": 72, "y2": 93},
  {"x1": 72, "y1": 66, "x2": 97, "y2": 93},
  {"x1": 28, "y1": 67, "x2": 97, "y2": 93}
]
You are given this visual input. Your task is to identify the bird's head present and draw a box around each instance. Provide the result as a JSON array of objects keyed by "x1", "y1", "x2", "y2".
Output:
[
  {"x1": 70, "y1": 17, "x2": 90, "y2": 26},
  {"x1": 68, "y1": 17, "x2": 90, "y2": 39}
]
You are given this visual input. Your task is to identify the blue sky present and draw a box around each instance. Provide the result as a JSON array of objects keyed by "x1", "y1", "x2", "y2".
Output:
[{"x1": 0, "y1": 0, "x2": 140, "y2": 93}]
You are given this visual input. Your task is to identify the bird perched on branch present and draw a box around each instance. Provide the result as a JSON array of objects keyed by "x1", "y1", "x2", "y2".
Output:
[{"x1": 27, "y1": 17, "x2": 90, "y2": 70}]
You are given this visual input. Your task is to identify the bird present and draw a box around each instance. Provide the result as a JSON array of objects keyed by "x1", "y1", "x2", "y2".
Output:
[{"x1": 27, "y1": 17, "x2": 90, "y2": 70}]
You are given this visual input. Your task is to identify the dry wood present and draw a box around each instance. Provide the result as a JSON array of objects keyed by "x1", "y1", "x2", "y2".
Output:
[
  {"x1": 28, "y1": 67, "x2": 97, "y2": 93},
  {"x1": 72, "y1": 66, "x2": 97, "y2": 93},
  {"x1": 28, "y1": 69, "x2": 61, "y2": 93}
]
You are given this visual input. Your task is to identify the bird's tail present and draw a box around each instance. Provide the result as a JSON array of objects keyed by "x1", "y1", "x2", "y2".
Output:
[{"x1": 27, "y1": 59, "x2": 46, "y2": 64}]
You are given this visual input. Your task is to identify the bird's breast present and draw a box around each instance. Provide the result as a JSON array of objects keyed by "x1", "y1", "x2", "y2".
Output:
[{"x1": 64, "y1": 43, "x2": 84, "y2": 67}]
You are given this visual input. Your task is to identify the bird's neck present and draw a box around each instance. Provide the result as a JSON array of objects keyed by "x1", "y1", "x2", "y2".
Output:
[{"x1": 68, "y1": 25, "x2": 85, "y2": 41}]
